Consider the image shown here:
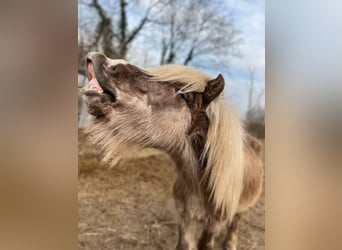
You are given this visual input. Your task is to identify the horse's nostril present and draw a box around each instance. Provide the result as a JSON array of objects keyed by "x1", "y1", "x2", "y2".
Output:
[{"x1": 109, "y1": 65, "x2": 117, "y2": 72}]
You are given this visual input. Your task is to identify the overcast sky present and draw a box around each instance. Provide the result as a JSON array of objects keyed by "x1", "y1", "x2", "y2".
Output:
[
  {"x1": 222, "y1": 0, "x2": 265, "y2": 116},
  {"x1": 79, "y1": 0, "x2": 265, "y2": 116}
]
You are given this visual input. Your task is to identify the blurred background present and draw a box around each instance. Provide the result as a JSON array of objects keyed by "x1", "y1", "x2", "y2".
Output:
[{"x1": 78, "y1": 0, "x2": 265, "y2": 138}]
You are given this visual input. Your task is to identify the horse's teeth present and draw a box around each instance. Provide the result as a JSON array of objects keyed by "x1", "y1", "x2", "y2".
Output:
[{"x1": 80, "y1": 85, "x2": 103, "y2": 94}]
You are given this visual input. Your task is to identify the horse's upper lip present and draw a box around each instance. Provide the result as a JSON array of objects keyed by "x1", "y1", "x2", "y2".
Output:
[{"x1": 84, "y1": 58, "x2": 116, "y2": 102}]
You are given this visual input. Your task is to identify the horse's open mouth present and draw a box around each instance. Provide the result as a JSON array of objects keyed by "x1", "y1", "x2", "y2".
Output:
[{"x1": 82, "y1": 59, "x2": 116, "y2": 102}]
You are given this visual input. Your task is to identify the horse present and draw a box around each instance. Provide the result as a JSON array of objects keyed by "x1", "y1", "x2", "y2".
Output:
[{"x1": 82, "y1": 52, "x2": 263, "y2": 250}]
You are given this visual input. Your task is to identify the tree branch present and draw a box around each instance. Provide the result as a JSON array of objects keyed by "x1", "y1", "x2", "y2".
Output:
[
  {"x1": 89, "y1": 0, "x2": 119, "y2": 58},
  {"x1": 125, "y1": 16, "x2": 148, "y2": 45},
  {"x1": 183, "y1": 47, "x2": 194, "y2": 65},
  {"x1": 119, "y1": 0, "x2": 127, "y2": 44}
]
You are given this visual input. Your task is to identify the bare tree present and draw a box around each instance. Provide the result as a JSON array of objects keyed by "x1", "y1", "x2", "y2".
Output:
[
  {"x1": 245, "y1": 67, "x2": 265, "y2": 138},
  {"x1": 78, "y1": 0, "x2": 243, "y2": 127},
  {"x1": 78, "y1": 0, "x2": 164, "y2": 72},
  {"x1": 247, "y1": 67, "x2": 255, "y2": 112},
  {"x1": 78, "y1": 0, "x2": 241, "y2": 69},
  {"x1": 157, "y1": 0, "x2": 241, "y2": 66}
]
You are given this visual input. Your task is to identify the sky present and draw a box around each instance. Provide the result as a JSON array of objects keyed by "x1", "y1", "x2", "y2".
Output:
[
  {"x1": 222, "y1": 0, "x2": 265, "y2": 115},
  {"x1": 138, "y1": 0, "x2": 265, "y2": 116},
  {"x1": 133, "y1": 0, "x2": 265, "y2": 116},
  {"x1": 78, "y1": 0, "x2": 265, "y2": 117}
]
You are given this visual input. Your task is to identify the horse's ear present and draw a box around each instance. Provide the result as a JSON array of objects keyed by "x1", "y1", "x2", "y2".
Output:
[{"x1": 202, "y1": 74, "x2": 225, "y2": 106}]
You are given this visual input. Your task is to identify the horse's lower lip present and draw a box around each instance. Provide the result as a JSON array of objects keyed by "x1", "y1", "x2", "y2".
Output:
[
  {"x1": 84, "y1": 89, "x2": 116, "y2": 103},
  {"x1": 83, "y1": 89, "x2": 102, "y2": 96},
  {"x1": 83, "y1": 88, "x2": 116, "y2": 100}
]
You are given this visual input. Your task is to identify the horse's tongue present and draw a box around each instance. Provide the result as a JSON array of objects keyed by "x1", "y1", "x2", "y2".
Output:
[{"x1": 89, "y1": 78, "x2": 103, "y2": 92}]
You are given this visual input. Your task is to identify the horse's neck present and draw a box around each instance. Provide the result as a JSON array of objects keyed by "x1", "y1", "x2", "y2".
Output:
[
  {"x1": 169, "y1": 128, "x2": 208, "y2": 179},
  {"x1": 189, "y1": 130, "x2": 208, "y2": 173},
  {"x1": 164, "y1": 139, "x2": 199, "y2": 189},
  {"x1": 165, "y1": 114, "x2": 209, "y2": 185},
  {"x1": 188, "y1": 110, "x2": 209, "y2": 168},
  {"x1": 168, "y1": 139, "x2": 198, "y2": 170}
]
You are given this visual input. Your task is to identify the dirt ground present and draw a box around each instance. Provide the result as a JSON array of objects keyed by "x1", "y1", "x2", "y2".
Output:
[{"x1": 78, "y1": 129, "x2": 265, "y2": 250}]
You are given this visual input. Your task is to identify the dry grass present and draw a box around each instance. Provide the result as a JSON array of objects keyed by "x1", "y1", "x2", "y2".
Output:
[{"x1": 78, "y1": 129, "x2": 264, "y2": 249}]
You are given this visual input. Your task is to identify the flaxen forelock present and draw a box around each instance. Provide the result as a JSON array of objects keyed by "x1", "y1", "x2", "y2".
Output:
[{"x1": 145, "y1": 64, "x2": 210, "y2": 93}]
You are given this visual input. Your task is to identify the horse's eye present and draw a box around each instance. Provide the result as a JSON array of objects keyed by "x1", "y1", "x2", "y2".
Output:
[{"x1": 179, "y1": 92, "x2": 187, "y2": 100}]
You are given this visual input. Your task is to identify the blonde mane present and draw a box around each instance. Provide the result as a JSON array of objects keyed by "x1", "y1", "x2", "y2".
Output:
[
  {"x1": 145, "y1": 64, "x2": 211, "y2": 93},
  {"x1": 146, "y1": 64, "x2": 245, "y2": 221},
  {"x1": 203, "y1": 97, "x2": 244, "y2": 220}
]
